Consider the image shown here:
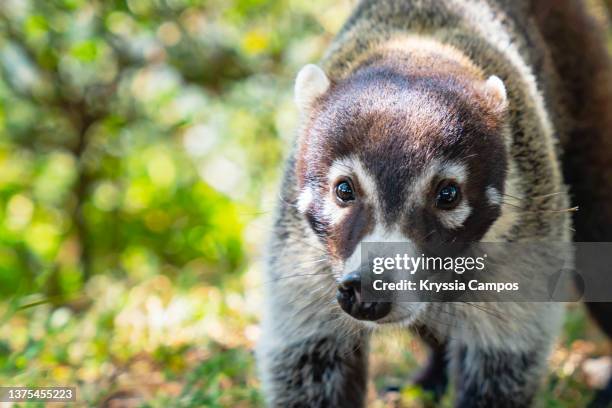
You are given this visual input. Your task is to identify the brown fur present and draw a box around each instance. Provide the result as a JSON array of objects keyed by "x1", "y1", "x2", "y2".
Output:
[{"x1": 534, "y1": 0, "x2": 612, "y2": 350}]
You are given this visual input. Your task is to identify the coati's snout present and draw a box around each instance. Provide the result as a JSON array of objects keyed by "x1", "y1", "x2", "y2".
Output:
[{"x1": 336, "y1": 271, "x2": 391, "y2": 321}]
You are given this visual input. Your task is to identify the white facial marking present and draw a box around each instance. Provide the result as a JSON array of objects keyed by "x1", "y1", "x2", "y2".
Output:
[
  {"x1": 297, "y1": 186, "x2": 313, "y2": 214},
  {"x1": 324, "y1": 156, "x2": 379, "y2": 227},
  {"x1": 295, "y1": 64, "x2": 330, "y2": 114},
  {"x1": 483, "y1": 161, "x2": 521, "y2": 242},
  {"x1": 343, "y1": 246, "x2": 363, "y2": 277},
  {"x1": 328, "y1": 158, "x2": 352, "y2": 187},
  {"x1": 433, "y1": 161, "x2": 471, "y2": 229},
  {"x1": 439, "y1": 161, "x2": 468, "y2": 183},
  {"x1": 322, "y1": 199, "x2": 347, "y2": 226},
  {"x1": 411, "y1": 160, "x2": 468, "y2": 207},
  {"x1": 486, "y1": 186, "x2": 502, "y2": 206},
  {"x1": 342, "y1": 225, "x2": 412, "y2": 279},
  {"x1": 327, "y1": 156, "x2": 412, "y2": 280},
  {"x1": 411, "y1": 159, "x2": 441, "y2": 205},
  {"x1": 438, "y1": 201, "x2": 472, "y2": 229},
  {"x1": 328, "y1": 156, "x2": 376, "y2": 197},
  {"x1": 351, "y1": 160, "x2": 377, "y2": 198}
]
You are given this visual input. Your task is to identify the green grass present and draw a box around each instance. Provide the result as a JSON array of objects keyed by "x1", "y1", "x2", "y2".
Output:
[{"x1": 0, "y1": 280, "x2": 608, "y2": 407}]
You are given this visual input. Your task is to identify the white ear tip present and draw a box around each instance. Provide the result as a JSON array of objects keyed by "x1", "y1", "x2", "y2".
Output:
[
  {"x1": 295, "y1": 64, "x2": 330, "y2": 113},
  {"x1": 296, "y1": 64, "x2": 327, "y2": 85},
  {"x1": 486, "y1": 75, "x2": 507, "y2": 103}
]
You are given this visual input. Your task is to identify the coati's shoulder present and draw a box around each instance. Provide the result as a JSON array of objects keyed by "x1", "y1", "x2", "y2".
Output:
[
  {"x1": 320, "y1": 1, "x2": 456, "y2": 80},
  {"x1": 321, "y1": 0, "x2": 543, "y2": 79}
]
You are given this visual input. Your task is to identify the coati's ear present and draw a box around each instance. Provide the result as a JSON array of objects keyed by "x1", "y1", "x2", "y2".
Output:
[
  {"x1": 484, "y1": 75, "x2": 508, "y2": 112},
  {"x1": 295, "y1": 64, "x2": 330, "y2": 114}
]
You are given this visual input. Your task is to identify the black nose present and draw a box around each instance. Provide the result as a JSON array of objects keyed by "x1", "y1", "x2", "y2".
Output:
[{"x1": 336, "y1": 272, "x2": 391, "y2": 321}]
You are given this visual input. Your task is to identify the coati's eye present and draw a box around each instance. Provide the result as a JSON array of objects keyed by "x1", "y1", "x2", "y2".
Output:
[
  {"x1": 435, "y1": 181, "x2": 460, "y2": 210},
  {"x1": 335, "y1": 180, "x2": 355, "y2": 202}
]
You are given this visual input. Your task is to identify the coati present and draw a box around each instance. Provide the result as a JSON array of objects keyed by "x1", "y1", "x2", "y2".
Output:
[{"x1": 257, "y1": 0, "x2": 612, "y2": 407}]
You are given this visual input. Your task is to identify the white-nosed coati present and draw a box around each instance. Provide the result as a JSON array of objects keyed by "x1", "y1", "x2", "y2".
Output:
[{"x1": 257, "y1": 1, "x2": 612, "y2": 407}]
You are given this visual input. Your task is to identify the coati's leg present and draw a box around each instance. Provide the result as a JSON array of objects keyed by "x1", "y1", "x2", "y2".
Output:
[
  {"x1": 452, "y1": 344, "x2": 545, "y2": 408},
  {"x1": 257, "y1": 294, "x2": 369, "y2": 408},
  {"x1": 412, "y1": 325, "x2": 449, "y2": 401},
  {"x1": 258, "y1": 332, "x2": 368, "y2": 407}
]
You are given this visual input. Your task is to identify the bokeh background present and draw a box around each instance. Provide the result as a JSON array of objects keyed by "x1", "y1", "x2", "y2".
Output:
[{"x1": 0, "y1": 0, "x2": 610, "y2": 407}]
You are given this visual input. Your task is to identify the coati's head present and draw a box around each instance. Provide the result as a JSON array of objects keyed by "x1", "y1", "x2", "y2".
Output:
[{"x1": 293, "y1": 44, "x2": 509, "y2": 325}]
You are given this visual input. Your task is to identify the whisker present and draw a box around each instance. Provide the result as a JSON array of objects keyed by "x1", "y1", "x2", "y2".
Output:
[
  {"x1": 288, "y1": 289, "x2": 337, "y2": 318},
  {"x1": 278, "y1": 193, "x2": 299, "y2": 209},
  {"x1": 424, "y1": 229, "x2": 437, "y2": 240},
  {"x1": 502, "y1": 202, "x2": 579, "y2": 214},
  {"x1": 531, "y1": 191, "x2": 565, "y2": 200},
  {"x1": 501, "y1": 200, "x2": 524, "y2": 209},
  {"x1": 292, "y1": 257, "x2": 329, "y2": 268},
  {"x1": 258, "y1": 271, "x2": 331, "y2": 286},
  {"x1": 502, "y1": 191, "x2": 565, "y2": 203},
  {"x1": 461, "y1": 302, "x2": 508, "y2": 323},
  {"x1": 536, "y1": 206, "x2": 579, "y2": 214}
]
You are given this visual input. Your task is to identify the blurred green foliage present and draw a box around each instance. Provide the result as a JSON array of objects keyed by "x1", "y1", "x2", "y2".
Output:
[
  {"x1": 0, "y1": 0, "x2": 345, "y2": 300},
  {"x1": 0, "y1": 0, "x2": 350, "y2": 405}
]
